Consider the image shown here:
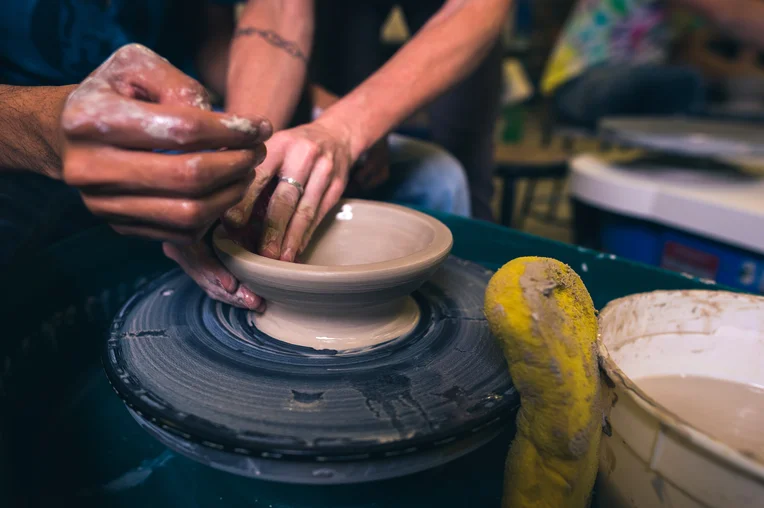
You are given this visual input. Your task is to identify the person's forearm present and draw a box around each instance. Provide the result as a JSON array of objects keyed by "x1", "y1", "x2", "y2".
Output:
[
  {"x1": 0, "y1": 85, "x2": 74, "y2": 178},
  {"x1": 226, "y1": 0, "x2": 314, "y2": 130},
  {"x1": 675, "y1": 0, "x2": 764, "y2": 49},
  {"x1": 318, "y1": 0, "x2": 511, "y2": 160}
]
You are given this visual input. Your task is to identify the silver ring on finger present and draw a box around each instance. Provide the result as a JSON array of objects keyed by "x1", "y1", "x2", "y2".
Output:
[{"x1": 278, "y1": 176, "x2": 305, "y2": 197}]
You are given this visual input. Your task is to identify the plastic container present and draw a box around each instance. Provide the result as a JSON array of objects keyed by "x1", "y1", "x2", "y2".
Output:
[
  {"x1": 571, "y1": 154, "x2": 764, "y2": 293},
  {"x1": 598, "y1": 290, "x2": 764, "y2": 507}
]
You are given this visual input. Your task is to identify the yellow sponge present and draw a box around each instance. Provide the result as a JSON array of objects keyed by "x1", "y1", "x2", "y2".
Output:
[{"x1": 484, "y1": 257, "x2": 601, "y2": 508}]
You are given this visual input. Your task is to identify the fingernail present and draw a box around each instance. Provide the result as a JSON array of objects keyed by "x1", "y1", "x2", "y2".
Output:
[
  {"x1": 281, "y1": 248, "x2": 295, "y2": 262},
  {"x1": 238, "y1": 288, "x2": 261, "y2": 310},
  {"x1": 223, "y1": 209, "x2": 245, "y2": 229},
  {"x1": 260, "y1": 242, "x2": 280, "y2": 259},
  {"x1": 218, "y1": 273, "x2": 238, "y2": 294}
]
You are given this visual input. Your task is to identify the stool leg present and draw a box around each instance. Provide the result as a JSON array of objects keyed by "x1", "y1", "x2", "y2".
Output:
[
  {"x1": 573, "y1": 199, "x2": 601, "y2": 249},
  {"x1": 516, "y1": 177, "x2": 537, "y2": 230},
  {"x1": 545, "y1": 178, "x2": 565, "y2": 222},
  {"x1": 563, "y1": 135, "x2": 575, "y2": 152},
  {"x1": 500, "y1": 176, "x2": 516, "y2": 228}
]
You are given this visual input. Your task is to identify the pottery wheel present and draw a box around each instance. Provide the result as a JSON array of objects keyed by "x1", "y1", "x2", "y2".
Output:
[
  {"x1": 600, "y1": 117, "x2": 764, "y2": 160},
  {"x1": 103, "y1": 256, "x2": 518, "y2": 483}
]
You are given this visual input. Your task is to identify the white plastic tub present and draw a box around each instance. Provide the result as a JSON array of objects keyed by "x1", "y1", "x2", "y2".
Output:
[{"x1": 597, "y1": 290, "x2": 764, "y2": 507}]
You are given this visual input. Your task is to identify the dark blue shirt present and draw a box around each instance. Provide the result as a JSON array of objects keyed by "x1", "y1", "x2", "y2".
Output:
[
  {"x1": 0, "y1": 0, "x2": 236, "y2": 86},
  {"x1": 0, "y1": 0, "x2": 239, "y2": 267}
]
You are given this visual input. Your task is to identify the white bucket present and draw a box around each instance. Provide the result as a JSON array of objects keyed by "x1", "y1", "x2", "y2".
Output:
[{"x1": 597, "y1": 290, "x2": 764, "y2": 507}]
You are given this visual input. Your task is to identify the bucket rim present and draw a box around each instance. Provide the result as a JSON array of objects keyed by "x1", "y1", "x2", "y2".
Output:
[{"x1": 598, "y1": 289, "x2": 764, "y2": 483}]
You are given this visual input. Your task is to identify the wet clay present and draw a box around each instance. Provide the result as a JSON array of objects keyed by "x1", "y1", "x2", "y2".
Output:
[
  {"x1": 251, "y1": 296, "x2": 420, "y2": 351},
  {"x1": 213, "y1": 200, "x2": 453, "y2": 351},
  {"x1": 637, "y1": 375, "x2": 764, "y2": 457}
]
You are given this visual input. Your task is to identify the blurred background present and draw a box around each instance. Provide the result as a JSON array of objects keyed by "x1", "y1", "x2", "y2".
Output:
[{"x1": 297, "y1": 0, "x2": 764, "y2": 294}]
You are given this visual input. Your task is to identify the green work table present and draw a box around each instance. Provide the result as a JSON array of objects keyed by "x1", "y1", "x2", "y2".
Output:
[{"x1": 0, "y1": 212, "x2": 719, "y2": 507}]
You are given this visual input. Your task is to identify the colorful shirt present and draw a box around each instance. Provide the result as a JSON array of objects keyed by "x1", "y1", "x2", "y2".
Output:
[{"x1": 541, "y1": 0, "x2": 672, "y2": 95}]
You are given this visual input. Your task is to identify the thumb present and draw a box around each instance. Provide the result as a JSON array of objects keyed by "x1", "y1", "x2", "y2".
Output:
[{"x1": 223, "y1": 166, "x2": 280, "y2": 231}]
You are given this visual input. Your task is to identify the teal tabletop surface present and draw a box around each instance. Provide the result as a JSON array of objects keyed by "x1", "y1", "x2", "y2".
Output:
[{"x1": 0, "y1": 212, "x2": 719, "y2": 507}]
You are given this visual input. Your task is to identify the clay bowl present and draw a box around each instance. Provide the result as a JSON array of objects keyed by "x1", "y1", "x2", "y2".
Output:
[{"x1": 212, "y1": 199, "x2": 453, "y2": 351}]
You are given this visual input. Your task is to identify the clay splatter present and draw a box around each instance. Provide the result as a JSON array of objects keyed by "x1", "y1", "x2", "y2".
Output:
[
  {"x1": 353, "y1": 373, "x2": 434, "y2": 437},
  {"x1": 80, "y1": 450, "x2": 175, "y2": 495},
  {"x1": 291, "y1": 390, "x2": 324, "y2": 404},
  {"x1": 437, "y1": 386, "x2": 469, "y2": 410},
  {"x1": 221, "y1": 115, "x2": 258, "y2": 134}
]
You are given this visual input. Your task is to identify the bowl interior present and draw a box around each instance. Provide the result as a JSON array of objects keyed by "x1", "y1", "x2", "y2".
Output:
[
  {"x1": 298, "y1": 202, "x2": 436, "y2": 267},
  {"x1": 600, "y1": 290, "x2": 764, "y2": 465},
  {"x1": 600, "y1": 291, "x2": 764, "y2": 387}
]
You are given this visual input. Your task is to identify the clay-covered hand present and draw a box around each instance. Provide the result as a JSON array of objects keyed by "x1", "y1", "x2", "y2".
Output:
[
  {"x1": 350, "y1": 136, "x2": 390, "y2": 192},
  {"x1": 162, "y1": 240, "x2": 263, "y2": 310},
  {"x1": 60, "y1": 43, "x2": 272, "y2": 244},
  {"x1": 224, "y1": 119, "x2": 353, "y2": 262}
]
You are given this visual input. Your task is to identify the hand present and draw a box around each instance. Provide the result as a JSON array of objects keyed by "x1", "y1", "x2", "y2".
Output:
[
  {"x1": 224, "y1": 119, "x2": 353, "y2": 262},
  {"x1": 350, "y1": 136, "x2": 390, "y2": 192},
  {"x1": 162, "y1": 240, "x2": 264, "y2": 310},
  {"x1": 60, "y1": 43, "x2": 272, "y2": 244}
]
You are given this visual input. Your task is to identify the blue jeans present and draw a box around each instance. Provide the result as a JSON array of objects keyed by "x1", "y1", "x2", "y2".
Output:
[
  {"x1": 0, "y1": 135, "x2": 469, "y2": 266},
  {"x1": 375, "y1": 134, "x2": 471, "y2": 218},
  {"x1": 554, "y1": 64, "x2": 706, "y2": 131}
]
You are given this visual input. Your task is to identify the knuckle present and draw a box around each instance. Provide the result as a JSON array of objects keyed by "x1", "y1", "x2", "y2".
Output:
[
  {"x1": 298, "y1": 140, "x2": 320, "y2": 160},
  {"x1": 173, "y1": 117, "x2": 203, "y2": 145},
  {"x1": 175, "y1": 85, "x2": 210, "y2": 110},
  {"x1": 60, "y1": 106, "x2": 90, "y2": 134},
  {"x1": 320, "y1": 152, "x2": 335, "y2": 168},
  {"x1": 274, "y1": 189, "x2": 299, "y2": 209},
  {"x1": 117, "y1": 43, "x2": 155, "y2": 61},
  {"x1": 176, "y1": 200, "x2": 207, "y2": 229},
  {"x1": 295, "y1": 205, "x2": 316, "y2": 224},
  {"x1": 177, "y1": 157, "x2": 207, "y2": 191}
]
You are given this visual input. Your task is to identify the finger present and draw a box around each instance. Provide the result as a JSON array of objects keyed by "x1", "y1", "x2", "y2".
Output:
[
  {"x1": 280, "y1": 157, "x2": 333, "y2": 262},
  {"x1": 223, "y1": 154, "x2": 280, "y2": 230},
  {"x1": 162, "y1": 242, "x2": 237, "y2": 293},
  {"x1": 62, "y1": 93, "x2": 272, "y2": 151},
  {"x1": 94, "y1": 44, "x2": 213, "y2": 110},
  {"x1": 259, "y1": 144, "x2": 320, "y2": 259},
  {"x1": 64, "y1": 144, "x2": 264, "y2": 197},
  {"x1": 299, "y1": 177, "x2": 346, "y2": 254},
  {"x1": 83, "y1": 179, "x2": 249, "y2": 232},
  {"x1": 162, "y1": 242, "x2": 263, "y2": 310}
]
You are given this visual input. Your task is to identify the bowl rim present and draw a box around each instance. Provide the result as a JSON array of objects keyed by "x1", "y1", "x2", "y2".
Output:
[
  {"x1": 598, "y1": 289, "x2": 764, "y2": 482},
  {"x1": 212, "y1": 199, "x2": 453, "y2": 284}
]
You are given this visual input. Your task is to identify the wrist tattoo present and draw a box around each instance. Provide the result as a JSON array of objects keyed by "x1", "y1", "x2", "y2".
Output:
[{"x1": 234, "y1": 27, "x2": 308, "y2": 62}]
